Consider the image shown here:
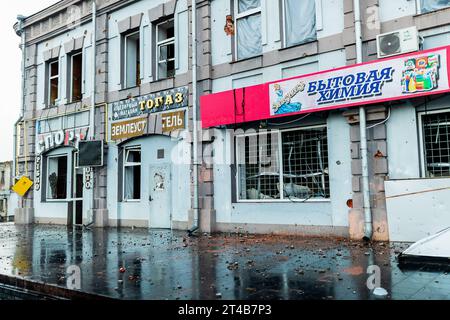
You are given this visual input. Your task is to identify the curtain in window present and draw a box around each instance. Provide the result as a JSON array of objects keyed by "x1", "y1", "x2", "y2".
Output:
[
  {"x1": 285, "y1": 0, "x2": 317, "y2": 47},
  {"x1": 238, "y1": 0, "x2": 261, "y2": 13},
  {"x1": 124, "y1": 167, "x2": 134, "y2": 200},
  {"x1": 237, "y1": 14, "x2": 262, "y2": 60},
  {"x1": 421, "y1": 0, "x2": 450, "y2": 13}
]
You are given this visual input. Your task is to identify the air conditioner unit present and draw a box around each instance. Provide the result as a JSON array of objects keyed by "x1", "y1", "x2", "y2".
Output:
[{"x1": 376, "y1": 27, "x2": 419, "y2": 59}]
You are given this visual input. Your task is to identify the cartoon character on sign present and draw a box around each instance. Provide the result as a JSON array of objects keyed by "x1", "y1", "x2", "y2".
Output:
[
  {"x1": 402, "y1": 54, "x2": 440, "y2": 93},
  {"x1": 272, "y1": 83, "x2": 302, "y2": 115}
]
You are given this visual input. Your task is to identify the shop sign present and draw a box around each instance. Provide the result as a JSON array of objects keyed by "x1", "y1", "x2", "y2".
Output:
[
  {"x1": 34, "y1": 156, "x2": 41, "y2": 191},
  {"x1": 12, "y1": 176, "x2": 34, "y2": 197},
  {"x1": 200, "y1": 46, "x2": 450, "y2": 128},
  {"x1": 269, "y1": 47, "x2": 449, "y2": 117},
  {"x1": 112, "y1": 86, "x2": 188, "y2": 121},
  {"x1": 36, "y1": 127, "x2": 89, "y2": 155},
  {"x1": 111, "y1": 117, "x2": 147, "y2": 141},
  {"x1": 84, "y1": 167, "x2": 93, "y2": 190},
  {"x1": 162, "y1": 110, "x2": 186, "y2": 133}
]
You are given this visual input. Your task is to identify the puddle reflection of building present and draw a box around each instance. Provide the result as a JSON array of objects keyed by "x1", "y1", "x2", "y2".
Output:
[{"x1": 12, "y1": 225, "x2": 34, "y2": 277}]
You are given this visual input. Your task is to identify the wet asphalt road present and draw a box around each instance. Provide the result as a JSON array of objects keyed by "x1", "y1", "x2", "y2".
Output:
[{"x1": 0, "y1": 223, "x2": 449, "y2": 300}]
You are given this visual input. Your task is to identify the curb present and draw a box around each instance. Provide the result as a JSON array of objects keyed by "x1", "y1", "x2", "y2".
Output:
[{"x1": 0, "y1": 273, "x2": 117, "y2": 300}]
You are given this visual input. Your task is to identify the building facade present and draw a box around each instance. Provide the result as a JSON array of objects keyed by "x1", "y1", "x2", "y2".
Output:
[
  {"x1": 0, "y1": 161, "x2": 13, "y2": 222},
  {"x1": 13, "y1": 0, "x2": 450, "y2": 241}
]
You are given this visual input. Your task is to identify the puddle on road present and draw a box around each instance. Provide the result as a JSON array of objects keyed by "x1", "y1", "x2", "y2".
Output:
[{"x1": 0, "y1": 224, "x2": 449, "y2": 300}]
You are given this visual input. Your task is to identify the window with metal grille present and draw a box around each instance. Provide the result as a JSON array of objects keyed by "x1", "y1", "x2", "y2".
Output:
[
  {"x1": 236, "y1": 126, "x2": 329, "y2": 201},
  {"x1": 420, "y1": 110, "x2": 450, "y2": 177}
]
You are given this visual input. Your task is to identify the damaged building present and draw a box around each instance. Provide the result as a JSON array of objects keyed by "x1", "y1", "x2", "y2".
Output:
[{"x1": 12, "y1": 0, "x2": 450, "y2": 242}]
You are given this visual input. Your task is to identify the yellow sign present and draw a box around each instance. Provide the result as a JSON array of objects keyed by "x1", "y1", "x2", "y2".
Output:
[
  {"x1": 111, "y1": 117, "x2": 148, "y2": 141},
  {"x1": 12, "y1": 176, "x2": 34, "y2": 197},
  {"x1": 162, "y1": 110, "x2": 186, "y2": 133}
]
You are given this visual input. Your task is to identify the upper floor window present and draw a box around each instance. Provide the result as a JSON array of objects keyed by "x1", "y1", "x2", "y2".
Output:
[
  {"x1": 235, "y1": 0, "x2": 262, "y2": 60},
  {"x1": 420, "y1": 0, "x2": 450, "y2": 13},
  {"x1": 156, "y1": 19, "x2": 175, "y2": 79},
  {"x1": 47, "y1": 60, "x2": 59, "y2": 106},
  {"x1": 69, "y1": 52, "x2": 83, "y2": 102},
  {"x1": 282, "y1": 0, "x2": 317, "y2": 48},
  {"x1": 123, "y1": 30, "x2": 141, "y2": 88},
  {"x1": 0, "y1": 170, "x2": 5, "y2": 187},
  {"x1": 419, "y1": 110, "x2": 450, "y2": 178}
]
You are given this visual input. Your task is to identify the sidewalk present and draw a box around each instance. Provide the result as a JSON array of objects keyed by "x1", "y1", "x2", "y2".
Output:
[{"x1": 0, "y1": 223, "x2": 449, "y2": 300}]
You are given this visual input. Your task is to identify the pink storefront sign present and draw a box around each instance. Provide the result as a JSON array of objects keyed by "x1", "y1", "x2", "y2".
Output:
[{"x1": 200, "y1": 46, "x2": 450, "y2": 128}]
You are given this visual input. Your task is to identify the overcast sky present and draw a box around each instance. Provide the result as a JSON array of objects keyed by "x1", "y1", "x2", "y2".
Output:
[{"x1": 0, "y1": 0, "x2": 59, "y2": 162}]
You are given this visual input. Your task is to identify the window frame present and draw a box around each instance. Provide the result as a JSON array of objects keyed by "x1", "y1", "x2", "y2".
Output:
[
  {"x1": 69, "y1": 51, "x2": 83, "y2": 103},
  {"x1": 123, "y1": 30, "x2": 141, "y2": 89},
  {"x1": 234, "y1": 0, "x2": 263, "y2": 61},
  {"x1": 416, "y1": 0, "x2": 450, "y2": 14},
  {"x1": 281, "y1": 0, "x2": 319, "y2": 49},
  {"x1": 46, "y1": 153, "x2": 69, "y2": 202},
  {"x1": 123, "y1": 146, "x2": 142, "y2": 202},
  {"x1": 47, "y1": 60, "x2": 60, "y2": 107},
  {"x1": 418, "y1": 109, "x2": 450, "y2": 178},
  {"x1": 156, "y1": 18, "x2": 176, "y2": 80},
  {"x1": 235, "y1": 124, "x2": 330, "y2": 203}
]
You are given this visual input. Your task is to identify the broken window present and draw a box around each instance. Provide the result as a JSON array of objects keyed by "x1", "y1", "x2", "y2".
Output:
[
  {"x1": 0, "y1": 170, "x2": 5, "y2": 187},
  {"x1": 123, "y1": 31, "x2": 141, "y2": 88},
  {"x1": 124, "y1": 146, "x2": 141, "y2": 201},
  {"x1": 421, "y1": 111, "x2": 450, "y2": 177},
  {"x1": 156, "y1": 19, "x2": 175, "y2": 79},
  {"x1": 46, "y1": 155, "x2": 68, "y2": 200},
  {"x1": 420, "y1": 0, "x2": 450, "y2": 13},
  {"x1": 48, "y1": 60, "x2": 59, "y2": 106},
  {"x1": 283, "y1": 0, "x2": 316, "y2": 47},
  {"x1": 235, "y1": 0, "x2": 262, "y2": 60},
  {"x1": 70, "y1": 52, "x2": 83, "y2": 102},
  {"x1": 236, "y1": 126, "x2": 329, "y2": 201}
]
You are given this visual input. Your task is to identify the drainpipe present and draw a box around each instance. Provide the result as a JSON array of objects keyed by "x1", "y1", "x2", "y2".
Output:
[
  {"x1": 189, "y1": 0, "x2": 200, "y2": 236},
  {"x1": 14, "y1": 15, "x2": 26, "y2": 180},
  {"x1": 353, "y1": 0, "x2": 372, "y2": 241},
  {"x1": 86, "y1": 1, "x2": 97, "y2": 227}
]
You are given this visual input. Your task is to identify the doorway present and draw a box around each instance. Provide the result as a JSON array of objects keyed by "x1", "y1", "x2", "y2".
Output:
[{"x1": 149, "y1": 164, "x2": 172, "y2": 229}]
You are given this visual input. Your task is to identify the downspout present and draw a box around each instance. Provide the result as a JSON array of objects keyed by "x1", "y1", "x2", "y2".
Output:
[
  {"x1": 14, "y1": 15, "x2": 26, "y2": 180},
  {"x1": 353, "y1": 0, "x2": 373, "y2": 241},
  {"x1": 189, "y1": 0, "x2": 200, "y2": 236},
  {"x1": 86, "y1": 1, "x2": 97, "y2": 227}
]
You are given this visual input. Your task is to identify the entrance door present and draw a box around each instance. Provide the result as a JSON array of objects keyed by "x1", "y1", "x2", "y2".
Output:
[
  {"x1": 148, "y1": 164, "x2": 171, "y2": 229},
  {"x1": 72, "y1": 165, "x2": 84, "y2": 226}
]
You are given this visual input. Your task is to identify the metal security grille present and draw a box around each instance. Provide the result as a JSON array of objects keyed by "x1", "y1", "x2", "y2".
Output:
[
  {"x1": 237, "y1": 126, "x2": 329, "y2": 201},
  {"x1": 281, "y1": 128, "x2": 329, "y2": 200},
  {"x1": 237, "y1": 132, "x2": 281, "y2": 200},
  {"x1": 422, "y1": 111, "x2": 450, "y2": 177}
]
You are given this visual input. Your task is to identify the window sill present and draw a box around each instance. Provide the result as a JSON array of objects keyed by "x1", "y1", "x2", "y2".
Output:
[
  {"x1": 235, "y1": 199, "x2": 331, "y2": 204},
  {"x1": 119, "y1": 85, "x2": 141, "y2": 93},
  {"x1": 414, "y1": 6, "x2": 450, "y2": 17},
  {"x1": 278, "y1": 39, "x2": 318, "y2": 52},
  {"x1": 230, "y1": 54, "x2": 263, "y2": 65},
  {"x1": 122, "y1": 200, "x2": 141, "y2": 203},
  {"x1": 45, "y1": 199, "x2": 69, "y2": 203}
]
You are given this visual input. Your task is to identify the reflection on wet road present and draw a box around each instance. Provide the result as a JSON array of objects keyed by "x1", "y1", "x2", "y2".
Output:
[{"x1": 0, "y1": 224, "x2": 449, "y2": 300}]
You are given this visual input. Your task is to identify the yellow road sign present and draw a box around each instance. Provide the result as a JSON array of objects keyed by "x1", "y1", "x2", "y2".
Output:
[{"x1": 12, "y1": 176, "x2": 34, "y2": 197}]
